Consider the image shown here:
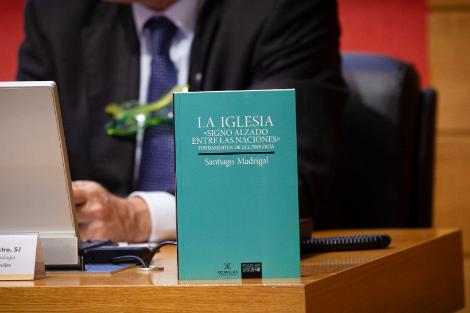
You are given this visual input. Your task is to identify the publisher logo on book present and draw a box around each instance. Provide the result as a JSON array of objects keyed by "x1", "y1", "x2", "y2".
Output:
[
  {"x1": 241, "y1": 262, "x2": 262, "y2": 278},
  {"x1": 216, "y1": 262, "x2": 239, "y2": 278}
]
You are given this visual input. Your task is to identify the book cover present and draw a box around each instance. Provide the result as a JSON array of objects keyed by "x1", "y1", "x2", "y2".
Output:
[{"x1": 174, "y1": 89, "x2": 300, "y2": 280}]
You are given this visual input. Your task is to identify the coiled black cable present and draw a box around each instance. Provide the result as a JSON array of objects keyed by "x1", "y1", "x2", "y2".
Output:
[{"x1": 301, "y1": 234, "x2": 391, "y2": 253}]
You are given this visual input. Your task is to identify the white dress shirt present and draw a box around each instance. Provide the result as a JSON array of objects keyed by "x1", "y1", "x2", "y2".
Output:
[{"x1": 130, "y1": 1, "x2": 198, "y2": 242}]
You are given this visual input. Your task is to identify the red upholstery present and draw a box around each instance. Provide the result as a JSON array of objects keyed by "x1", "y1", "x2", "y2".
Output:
[
  {"x1": 338, "y1": 0, "x2": 428, "y2": 85},
  {"x1": 0, "y1": 0, "x2": 25, "y2": 81}
]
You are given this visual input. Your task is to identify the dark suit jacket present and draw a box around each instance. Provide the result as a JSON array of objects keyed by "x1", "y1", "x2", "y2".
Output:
[{"x1": 17, "y1": 0, "x2": 347, "y2": 228}]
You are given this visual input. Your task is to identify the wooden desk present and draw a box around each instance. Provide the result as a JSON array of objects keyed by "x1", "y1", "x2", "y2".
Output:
[{"x1": 0, "y1": 229, "x2": 464, "y2": 313}]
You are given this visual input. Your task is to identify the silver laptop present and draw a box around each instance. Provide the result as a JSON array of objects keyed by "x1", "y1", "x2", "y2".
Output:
[{"x1": 0, "y1": 81, "x2": 80, "y2": 268}]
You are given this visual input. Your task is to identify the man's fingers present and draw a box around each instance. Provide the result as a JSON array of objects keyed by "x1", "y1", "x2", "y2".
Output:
[
  {"x1": 78, "y1": 220, "x2": 108, "y2": 241},
  {"x1": 73, "y1": 180, "x2": 100, "y2": 223},
  {"x1": 72, "y1": 181, "x2": 90, "y2": 205},
  {"x1": 71, "y1": 180, "x2": 137, "y2": 242},
  {"x1": 75, "y1": 204, "x2": 94, "y2": 224},
  {"x1": 78, "y1": 222, "x2": 92, "y2": 240}
]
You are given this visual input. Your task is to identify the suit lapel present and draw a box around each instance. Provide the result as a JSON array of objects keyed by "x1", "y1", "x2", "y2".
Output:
[
  {"x1": 81, "y1": 3, "x2": 140, "y2": 194},
  {"x1": 189, "y1": 0, "x2": 223, "y2": 91},
  {"x1": 81, "y1": 4, "x2": 139, "y2": 105}
]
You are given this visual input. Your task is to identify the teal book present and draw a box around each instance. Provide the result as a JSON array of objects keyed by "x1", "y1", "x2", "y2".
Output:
[{"x1": 174, "y1": 89, "x2": 300, "y2": 280}]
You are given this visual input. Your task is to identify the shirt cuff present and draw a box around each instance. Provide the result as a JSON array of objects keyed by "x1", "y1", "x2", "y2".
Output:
[{"x1": 128, "y1": 191, "x2": 176, "y2": 242}]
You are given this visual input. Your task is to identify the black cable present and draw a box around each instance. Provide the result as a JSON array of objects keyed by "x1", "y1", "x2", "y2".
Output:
[
  {"x1": 111, "y1": 240, "x2": 178, "y2": 268},
  {"x1": 301, "y1": 234, "x2": 391, "y2": 253},
  {"x1": 112, "y1": 255, "x2": 147, "y2": 267}
]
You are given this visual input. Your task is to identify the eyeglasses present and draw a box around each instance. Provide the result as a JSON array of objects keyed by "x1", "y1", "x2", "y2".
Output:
[{"x1": 104, "y1": 85, "x2": 188, "y2": 136}]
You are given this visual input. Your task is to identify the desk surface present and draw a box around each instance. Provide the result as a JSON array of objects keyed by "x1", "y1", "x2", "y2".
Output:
[{"x1": 0, "y1": 229, "x2": 465, "y2": 313}]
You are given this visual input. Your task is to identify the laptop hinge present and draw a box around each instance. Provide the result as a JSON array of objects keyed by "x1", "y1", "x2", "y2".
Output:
[{"x1": 39, "y1": 232, "x2": 80, "y2": 268}]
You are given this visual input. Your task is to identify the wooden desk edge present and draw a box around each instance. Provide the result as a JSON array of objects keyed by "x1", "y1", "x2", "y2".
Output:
[
  {"x1": 0, "y1": 229, "x2": 465, "y2": 313},
  {"x1": 303, "y1": 229, "x2": 465, "y2": 313}
]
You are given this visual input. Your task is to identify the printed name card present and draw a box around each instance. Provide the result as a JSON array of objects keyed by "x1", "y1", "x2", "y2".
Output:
[{"x1": 0, "y1": 233, "x2": 46, "y2": 280}]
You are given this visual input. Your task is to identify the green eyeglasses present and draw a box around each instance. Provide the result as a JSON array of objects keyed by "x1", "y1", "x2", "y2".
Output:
[{"x1": 104, "y1": 85, "x2": 188, "y2": 136}]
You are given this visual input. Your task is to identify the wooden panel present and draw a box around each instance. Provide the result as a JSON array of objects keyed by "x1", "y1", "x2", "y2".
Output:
[
  {"x1": 0, "y1": 229, "x2": 464, "y2": 313},
  {"x1": 434, "y1": 134, "x2": 470, "y2": 253},
  {"x1": 429, "y1": 11, "x2": 470, "y2": 130},
  {"x1": 457, "y1": 257, "x2": 470, "y2": 313},
  {"x1": 429, "y1": 4, "x2": 470, "y2": 311},
  {"x1": 429, "y1": 0, "x2": 470, "y2": 9}
]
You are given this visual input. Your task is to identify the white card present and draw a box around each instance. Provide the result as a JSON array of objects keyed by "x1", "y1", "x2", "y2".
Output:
[{"x1": 0, "y1": 233, "x2": 46, "y2": 280}]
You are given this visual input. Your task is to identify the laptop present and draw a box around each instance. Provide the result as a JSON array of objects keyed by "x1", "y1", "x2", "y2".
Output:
[
  {"x1": 0, "y1": 81, "x2": 81, "y2": 268},
  {"x1": 0, "y1": 81, "x2": 163, "y2": 269}
]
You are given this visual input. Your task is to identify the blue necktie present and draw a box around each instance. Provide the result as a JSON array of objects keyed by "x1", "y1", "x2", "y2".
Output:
[{"x1": 138, "y1": 16, "x2": 178, "y2": 192}]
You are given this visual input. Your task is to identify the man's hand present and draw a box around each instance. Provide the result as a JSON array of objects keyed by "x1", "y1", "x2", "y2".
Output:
[{"x1": 72, "y1": 181, "x2": 151, "y2": 242}]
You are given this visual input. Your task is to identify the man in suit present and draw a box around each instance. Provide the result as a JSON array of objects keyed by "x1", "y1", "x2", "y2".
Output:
[{"x1": 17, "y1": 0, "x2": 347, "y2": 242}]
